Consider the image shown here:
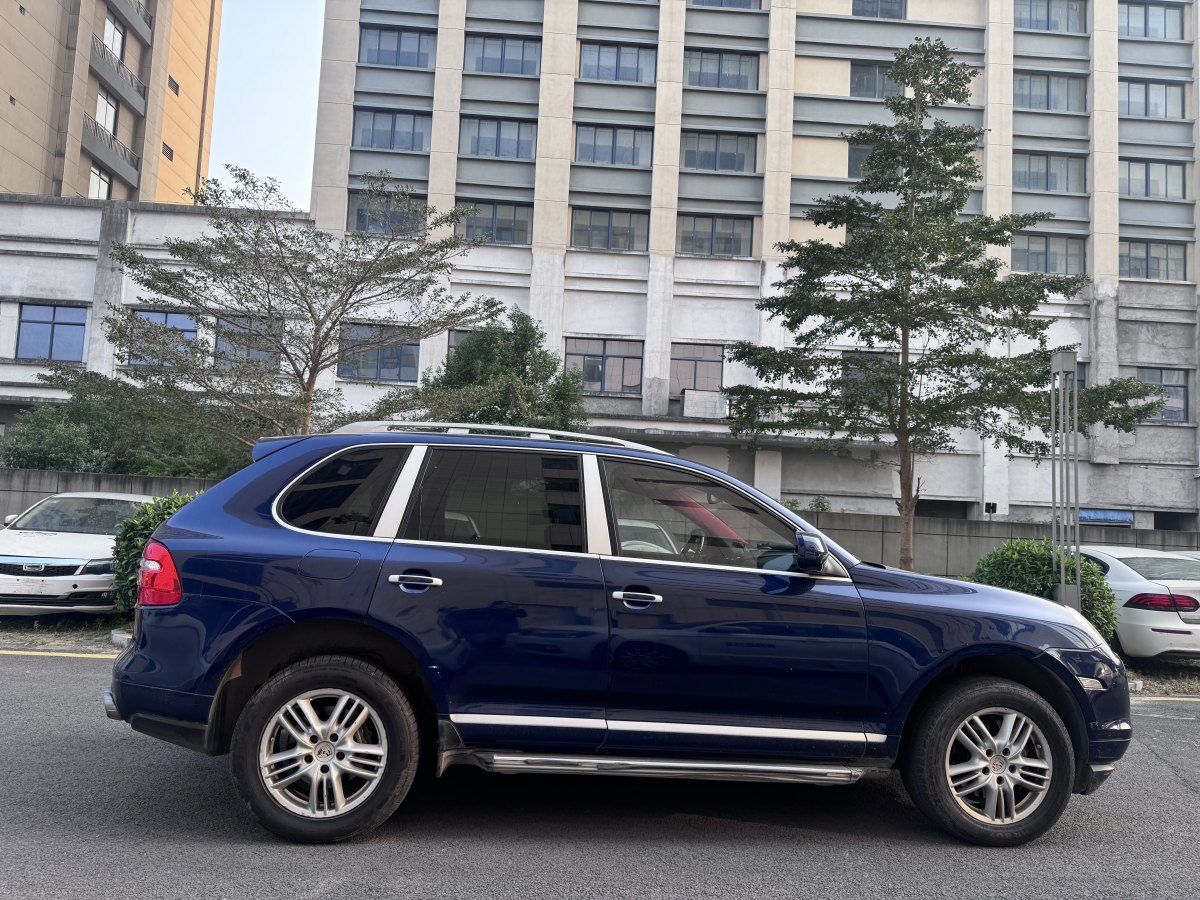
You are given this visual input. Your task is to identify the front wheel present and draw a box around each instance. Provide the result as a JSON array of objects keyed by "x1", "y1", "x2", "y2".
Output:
[
  {"x1": 901, "y1": 677, "x2": 1076, "y2": 847},
  {"x1": 230, "y1": 655, "x2": 420, "y2": 843}
]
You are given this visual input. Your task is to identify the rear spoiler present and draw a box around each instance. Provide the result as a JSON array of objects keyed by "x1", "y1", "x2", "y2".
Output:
[{"x1": 251, "y1": 435, "x2": 308, "y2": 462}]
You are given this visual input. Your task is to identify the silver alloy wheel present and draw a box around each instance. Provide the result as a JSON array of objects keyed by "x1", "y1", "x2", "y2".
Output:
[
  {"x1": 258, "y1": 689, "x2": 388, "y2": 819},
  {"x1": 944, "y1": 706, "x2": 1053, "y2": 825}
]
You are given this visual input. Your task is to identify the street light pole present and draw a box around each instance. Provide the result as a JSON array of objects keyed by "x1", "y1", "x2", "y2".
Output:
[{"x1": 1050, "y1": 350, "x2": 1082, "y2": 611}]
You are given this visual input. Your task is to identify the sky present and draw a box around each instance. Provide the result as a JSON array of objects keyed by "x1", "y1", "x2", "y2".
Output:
[{"x1": 208, "y1": 0, "x2": 325, "y2": 209}]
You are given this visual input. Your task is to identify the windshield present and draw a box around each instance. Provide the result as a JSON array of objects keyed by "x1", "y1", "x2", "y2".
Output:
[
  {"x1": 11, "y1": 497, "x2": 143, "y2": 535},
  {"x1": 1122, "y1": 557, "x2": 1200, "y2": 581}
]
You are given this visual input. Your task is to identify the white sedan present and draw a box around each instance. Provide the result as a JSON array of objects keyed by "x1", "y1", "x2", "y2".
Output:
[
  {"x1": 1080, "y1": 544, "x2": 1200, "y2": 659},
  {"x1": 0, "y1": 492, "x2": 153, "y2": 617}
]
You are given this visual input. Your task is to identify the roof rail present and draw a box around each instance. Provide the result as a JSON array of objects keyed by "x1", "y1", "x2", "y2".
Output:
[{"x1": 331, "y1": 421, "x2": 672, "y2": 455}]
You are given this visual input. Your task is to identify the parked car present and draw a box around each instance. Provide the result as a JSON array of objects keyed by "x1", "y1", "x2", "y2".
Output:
[
  {"x1": 106, "y1": 423, "x2": 1129, "y2": 846},
  {"x1": 1, "y1": 492, "x2": 153, "y2": 616},
  {"x1": 1079, "y1": 545, "x2": 1200, "y2": 659}
]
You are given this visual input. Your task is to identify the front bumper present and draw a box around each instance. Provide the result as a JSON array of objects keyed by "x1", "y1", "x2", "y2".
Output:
[{"x1": 0, "y1": 573, "x2": 115, "y2": 616}]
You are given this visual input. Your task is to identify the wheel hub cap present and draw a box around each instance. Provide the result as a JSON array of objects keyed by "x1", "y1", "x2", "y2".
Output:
[{"x1": 944, "y1": 706, "x2": 1053, "y2": 826}]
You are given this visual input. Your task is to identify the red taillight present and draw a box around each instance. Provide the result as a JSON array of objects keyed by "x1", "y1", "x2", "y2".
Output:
[
  {"x1": 1173, "y1": 594, "x2": 1200, "y2": 612},
  {"x1": 138, "y1": 540, "x2": 182, "y2": 607},
  {"x1": 1125, "y1": 593, "x2": 1199, "y2": 613}
]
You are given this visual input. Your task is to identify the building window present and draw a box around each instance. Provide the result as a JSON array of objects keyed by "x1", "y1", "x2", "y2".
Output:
[
  {"x1": 670, "y1": 344, "x2": 723, "y2": 396},
  {"x1": 102, "y1": 14, "x2": 125, "y2": 59},
  {"x1": 88, "y1": 164, "x2": 112, "y2": 200},
  {"x1": 447, "y1": 329, "x2": 474, "y2": 352},
  {"x1": 338, "y1": 325, "x2": 419, "y2": 382},
  {"x1": 571, "y1": 209, "x2": 650, "y2": 251},
  {"x1": 848, "y1": 144, "x2": 872, "y2": 179},
  {"x1": 850, "y1": 62, "x2": 903, "y2": 99},
  {"x1": 681, "y1": 132, "x2": 755, "y2": 173},
  {"x1": 168, "y1": 75, "x2": 180, "y2": 95},
  {"x1": 347, "y1": 191, "x2": 426, "y2": 235},
  {"x1": 852, "y1": 0, "x2": 906, "y2": 19},
  {"x1": 214, "y1": 318, "x2": 281, "y2": 371},
  {"x1": 1119, "y1": 3, "x2": 1185, "y2": 39},
  {"x1": 579, "y1": 43, "x2": 656, "y2": 84},
  {"x1": 353, "y1": 110, "x2": 432, "y2": 152},
  {"x1": 464, "y1": 35, "x2": 541, "y2": 76},
  {"x1": 459, "y1": 118, "x2": 536, "y2": 159},
  {"x1": 1014, "y1": 73, "x2": 1087, "y2": 111},
  {"x1": 677, "y1": 215, "x2": 753, "y2": 257},
  {"x1": 1120, "y1": 240, "x2": 1187, "y2": 280},
  {"x1": 1119, "y1": 160, "x2": 1186, "y2": 199},
  {"x1": 1013, "y1": 153, "x2": 1086, "y2": 193},
  {"x1": 16, "y1": 304, "x2": 87, "y2": 362},
  {"x1": 1119, "y1": 80, "x2": 1186, "y2": 119},
  {"x1": 1011, "y1": 234, "x2": 1086, "y2": 275},
  {"x1": 565, "y1": 338, "x2": 643, "y2": 394},
  {"x1": 95, "y1": 87, "x2": 118, "y2": 135},
  {"x1": 360, "y1": 27, "x2": 436, "y2": 68},
  {"x1": 692, "y1": 0, "x2": 761, "y2": 8},
  {"x1": 1015, "y1": 0, "x2": 1087, "y2": 33},
  {"x1": 1137, "y1": 368, "x2": 1188, "y2": 422},
  {"x1": 162, "y1": 143, "x2": 174, "y2": 161},
  {"x1": 575, "y1": 125, "x2": 652, "y2": 167},
  {"x1": 129, "y1": 310, "x2": 197, "y2": 366},
  {"x1": 456, "y1": 201, "x2": 533, "y2": 245},
  {"x1": 683, "y1": 50, "x2": 759, "y2": 91}
]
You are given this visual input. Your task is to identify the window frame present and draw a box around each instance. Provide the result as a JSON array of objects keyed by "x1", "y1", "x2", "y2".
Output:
[
  {"x1": 464, "y1": 34, "x2": 542, "y2": 76},
  {"x1": 851, "y1": 0, "x2": 906, "y2": 19},
  {"x1": 337, "y1": 324, "x2": 421, "y2": 383},
  {"x1": 1011, "y1": 233, "x2": 1087, "y2": 275},
  {"x1": 1014, "y1": 0, "x2": 1088, "y2": 33},
  {"x1": 455, "y1": 201, "x2": 534, "y2": 245},
  {"x1": 570, "y1": 208, "x2": 651, "y2": 252},
  {"x1": 676, "y1": 214, "x2": 754, "y2": 258},
  {"x1": 1012, "y1": 152, "x2": 1087, "y2": 194},
  {"x1": 359, "y1": 26, "x2": 437, "y2": 69},
  {"x1": 1136, "y1": 367, "x2": 1189, "y2": 423},
  {"x1": 849, "y1": 62, "x2": 904, "y2": 100},
  {"x1": 682, "y1": 49, "x2": 760, "y2": 91},
  {"x1": 15, "y1": 303, "x2": 88, "y2": 362},
  {"x1": 574, "y1": 124, "x2": 654, "y2": 168},
  {"x1": 680, "y1": 131, "x2": 757, "y2": 173},
  {"x1": 1119, "y1": 158, "x2": 1187, "y2": 199},
  {"x1": 669, "y1": 343, "x2": 725, "y2": 397},
  {"x1": 458, "y1": 116, "x2": 537, "y2": 160},
  {"x1": 565, "y1": 337, "x2": 645, "y2": 395},
  {"x1": 88, "y1": 164, "x2": 112, "y2": 200},
  {"x1": 1119, "y1": 240, "x2": 1188, "y2": 281},
  {"x1": 1014, "y1": 72, "x2": 1088, "y2": 112},
  {"x1": 1118, "y1": 79, "x2": 1186, "y2": 119},
  {"x1": 128, "y1": 309, "x2": 198, "y2": 367},
  {"x1": 352, "y1": 108, "x2": 433, "y2": 153},
  {"x1": 95, "y1": 87, "x2": 118, "y2": 135},
  {"x1": 1118, "y1": 2, "x2": 1185, "y2": 40},
  {"x1": 578, "y1": 42, "x2": 657, "y2": 84},
  {"x1": 102, "y1": 14, "x2": 125, "y2": 59}
]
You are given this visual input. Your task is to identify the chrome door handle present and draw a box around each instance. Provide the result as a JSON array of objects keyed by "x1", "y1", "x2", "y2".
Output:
[
  {"x1": 612, "y1": 591, "x2": 663, "y2": 604},
  {"x1": 388, "y1": 574, "x2": 443, "y2": 588}
]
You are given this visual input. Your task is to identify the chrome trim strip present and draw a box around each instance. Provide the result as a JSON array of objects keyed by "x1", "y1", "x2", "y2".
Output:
[
  {"x1": 581, "y1": 453, "x2": 612, "y2": 556},
  {"x1": 599, "y1": 552, "x2": 854, "y2": 583},
  {"x1": 450, "y1": 714, "x2": 603, "y2": 730},
  {"x1": 471, "y1": 752, "x2": 865, "y2": 785},
  {"x1": 373, "y1": 445, "x2": 427, "y2": 539},
  {"x1": 864, "y1": 732, "x2": 888, "y2": 744}
]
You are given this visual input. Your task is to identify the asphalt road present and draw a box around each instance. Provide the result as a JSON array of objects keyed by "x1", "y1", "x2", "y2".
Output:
[{"x1": 2, "y1": 652, "x2": 1197, "y2": 900}]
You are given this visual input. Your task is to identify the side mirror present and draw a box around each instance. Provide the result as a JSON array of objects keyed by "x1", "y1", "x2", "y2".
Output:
[
  {"x1": 3, "y1": 514, "x2": 16, "y2": 527},
  {"x1": 796, "y1": 532, "x2": 829, "y2": 573}
]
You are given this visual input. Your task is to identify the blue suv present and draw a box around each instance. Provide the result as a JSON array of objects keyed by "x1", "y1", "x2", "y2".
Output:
[{"x1": 106, "y1": 423, "x2": 1130, "y2": 845}]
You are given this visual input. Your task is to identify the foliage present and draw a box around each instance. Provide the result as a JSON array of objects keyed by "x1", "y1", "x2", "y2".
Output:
[
  {"x1": 346, "y1": 307, "x2": 587, "y2": 430},
  {"x1": 970, "y1": 538, "x2": 1117, "y2": 640},
  {"x1": 726, "y1": 38, "x2": 1162, "y2": 570},
  {"x1": 807, "y1": 495, "x2": 833, "y2": 513},
  {"x1": 111, "y1": 493, "x2": 199, "y2": 614},
  {"x1": 107, "y1": 166, "x2": 501, "y2": 444}
]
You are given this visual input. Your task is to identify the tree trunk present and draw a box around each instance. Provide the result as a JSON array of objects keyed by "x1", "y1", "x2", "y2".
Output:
[{"x1": 896, "y1": 444, "x2": 918, "y2": 571}]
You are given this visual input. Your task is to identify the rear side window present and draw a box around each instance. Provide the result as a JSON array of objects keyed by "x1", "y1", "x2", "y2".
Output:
[
  {"x1": 404, "y1": 449, "x2": 585, "y2": 552},
  {"x1": 279, "y1": 446, "x2": 409, "y2": 536}
]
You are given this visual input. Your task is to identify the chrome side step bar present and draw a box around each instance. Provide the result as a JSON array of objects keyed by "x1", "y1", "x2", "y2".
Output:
[{"x1": 467, "y1": 752, "x2": 864, "y2": 785}]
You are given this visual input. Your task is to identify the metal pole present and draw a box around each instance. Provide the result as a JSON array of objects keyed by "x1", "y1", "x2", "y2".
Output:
[
  {"x1": 1058, "y1": 371, "x2": 1067, "y2": 593},
  {"x1": 1050, "y1": 370, "x2": 1058, "y2": 564},
  {"x1": 1072, "y1": 369, "x2": 1082, "y2": 592}
]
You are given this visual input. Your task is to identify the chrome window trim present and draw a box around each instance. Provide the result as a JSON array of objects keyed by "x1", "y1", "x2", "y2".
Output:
[
  {"x1": 390, "y1": 538, "x2": 599, "y2": 561},
  {"x1": 582, "y1": 453, "x2": 612, "y2": 556},
  {"x1": 373, "y1": 445, "x2": 427, "y2": 538},
  {"x1": 450, "y1": 714, "x2": 603, "y2": 729},
  {"x1": 597, "y1": 553, "x2": 854, "y2": 583}
]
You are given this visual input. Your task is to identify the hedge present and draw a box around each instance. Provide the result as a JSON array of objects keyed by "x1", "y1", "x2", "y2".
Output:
[{"x1": 111, "y1": 492, "x2": 200, "y2": 615}]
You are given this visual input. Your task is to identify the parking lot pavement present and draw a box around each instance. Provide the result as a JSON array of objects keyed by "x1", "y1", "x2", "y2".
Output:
[{"x1": 3, "y1": 652, "x2": 1197, "y2": 900}]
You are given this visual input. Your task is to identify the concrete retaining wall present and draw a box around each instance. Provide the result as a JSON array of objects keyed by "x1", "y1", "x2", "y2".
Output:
[{"x1": 0, "y1": 468, "x2": 218, "y2": 520}]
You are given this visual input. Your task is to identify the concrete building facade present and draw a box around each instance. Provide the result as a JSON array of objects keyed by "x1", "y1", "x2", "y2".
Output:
[
  {"x1": 1, "y1": 0, "x2": 222, "y2": 203},
  {"x1": 301, "y1": 0, "x2": 1200, "y2": 529}
]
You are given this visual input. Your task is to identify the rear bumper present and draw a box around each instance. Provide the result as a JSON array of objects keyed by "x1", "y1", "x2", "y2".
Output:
[
  {"x1": 107, "y1": 673, "x2": 219, "y2": 755},
  {"x1": 1117, "y1": 614, "x2": 1200, "y2": 658}
]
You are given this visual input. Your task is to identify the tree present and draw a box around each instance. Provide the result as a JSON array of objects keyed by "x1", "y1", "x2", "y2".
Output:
[
  {"x1": 726, "y1": 39, "x2": 1161, "y2": 571},
  {"x1": 349, "y1": 307, "x2": 587, "y2": 430},
  {"x1": 108, "y1": 166, "x2": 501, "y2": 445}
]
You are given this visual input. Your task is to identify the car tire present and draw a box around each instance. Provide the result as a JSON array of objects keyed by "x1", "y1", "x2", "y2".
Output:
[
  {"x1": 901, "y1": 676, "x2": 1075, "y2": 847},
  {"x1": 230, "y1": 654, "x2": 420, "y2": 843}
]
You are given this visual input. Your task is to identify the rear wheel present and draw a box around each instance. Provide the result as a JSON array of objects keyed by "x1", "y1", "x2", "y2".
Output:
[
  {"x1": 230, "y1": 655, "x2": 420, "y2": 843},
  {"x1": 901, "y1": 677, "x2": 1075, "y2": 847}
]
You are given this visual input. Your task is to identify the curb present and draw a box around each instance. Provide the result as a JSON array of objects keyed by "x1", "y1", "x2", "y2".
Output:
[{"x1": 110, "y1": 629, "x2": 132, "y2": 648}]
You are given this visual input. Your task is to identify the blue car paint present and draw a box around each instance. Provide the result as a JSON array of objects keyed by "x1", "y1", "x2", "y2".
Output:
[{"x1": 110, "y1": 432, "x2": 1130, "y2": 782}]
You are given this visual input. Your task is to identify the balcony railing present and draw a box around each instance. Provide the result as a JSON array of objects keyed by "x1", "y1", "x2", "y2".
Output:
[
  {"x1": 84, "y1": 114, "x2": 141, "y2": 171},
  {"x1": 91, "y1": 34, "x2": 148, "y2": 100},
  {"x1": 129, "y1": 0, "x2": 154, "y2": 29}
]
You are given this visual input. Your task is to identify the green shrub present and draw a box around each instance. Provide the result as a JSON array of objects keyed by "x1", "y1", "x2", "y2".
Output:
[
  {"x1": 111, "y1": 493, "x2": 200, "y2": 615},
  {"x1": 970, "y1": 538, "x2": 1117, "y2": 640}
]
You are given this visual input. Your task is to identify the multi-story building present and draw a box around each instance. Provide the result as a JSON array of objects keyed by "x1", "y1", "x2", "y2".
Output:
[
  {"x1": 1, "y1": 0, "x2": 222, "y2": 203},
  {"x1": 302, "y1": 0, "x2": 1200, "y2": 529}
]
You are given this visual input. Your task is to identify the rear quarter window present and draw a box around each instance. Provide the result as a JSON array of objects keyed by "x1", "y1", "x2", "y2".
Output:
[{"x1": 278, "y1": 446, "x2": 409, "y2": 536}]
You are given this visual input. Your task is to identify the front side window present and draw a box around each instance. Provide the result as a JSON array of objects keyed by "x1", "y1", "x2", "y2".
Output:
[
  {"x1": 683, "y1": 50, "x2": 759, "y2": 91},
  {"x1": 352, "y1": 110, "x2": 431, "y2": 152},
  {"x1": 16, "y1": 304, "x2": 87, "y2": 362},
  {"x1": 459, "y1": 118, "x2": 537, "y2": 160},
  {"x1": 1119, "y1": 159, "x2": 1186, "y2": 199},
  {"x1": 565, "y1": 338, "x2": 643, "y2": 394},
  {"x1": 670, "y1": 344, "x2": 724, "y2": 396},
  {"x1": 850, "y1": 62, "x2": 903, "y2": 99},
  {"x1": 1011, "y1": 234, "x2": 1086, "y2": 275},
  {"x1": 338, "y1": 324, "x2": 419, "y2": 382},
  {"x1": 88, "y1": 164, "x2": 112, "y2": 200},
  {"x1": 681, "y1": 132, "x2": 755, "y2": 173},
  {"x1": 677, "y1": 215, "x2": 753, "y2": 257},
  {"x1": 1120, "y1": 240, "x2": 1187, "y2": 280},
  {"x1": 1119, "y1": 3, "x2": 1185, "y2": 39},
  {"x1": 1137, "y1": 367, "x2": 1188, "y2": 422},
  {"x1": 279, "y1": 447, "x2": 410, "y2": 537},
  {"x1": 571, "y1": 209, "x2": 650, "y2": 251},
  {"x1": 1119, "y1": 80, "x2": 1186, "y2": 118},
  {"x1": 852, "y1": 0, "x2": 906, "y2": 18},
  {"x1": 464, "y1": 35, "x2": 541, "y2": 76},
  {"x1": 359, "y1": 27, "x2": 436, "y2": 68},
  {"x1": 1016, "y1": 0, "x2": 1087, "y2": 32},
  {"x1": 404, "y1": 449, "x2": 585, "y2": 553},
  {"x1": 1013, "y1": 153, "x2": 1086, "y2": 193},
  {"x1": 575, "y1": 125, "x2": 653, "y2": 167},
  {"x1": 456, "y1": 202, "x2": 533, "y2": 245},
  {"x1": 579, "y1": 43, "x2": 656, "y2": 84},
  {"x1": 603, "y1": 459, "x2": 800, "y2": 572},
  {"x1": 1014, "y1": 73, "x2": 1088, "y2": 111},
  {"x1": 102, "y1": 14, "x2": 125, "y2": 59}
]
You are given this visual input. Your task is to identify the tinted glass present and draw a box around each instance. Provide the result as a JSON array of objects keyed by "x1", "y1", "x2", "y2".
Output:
[
  {"x1": 406, "y1": 450, "x2": 585, "y2": 552},
  {"x1": 12, "y1": 497, "x2": 143, "y2": 535},
  {"x1": 280, "y1": 447, "x2": 409, "y2": 536},
  {"x1": 1122, "y1": 557, "x2": 1200, "y2": 581}
]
